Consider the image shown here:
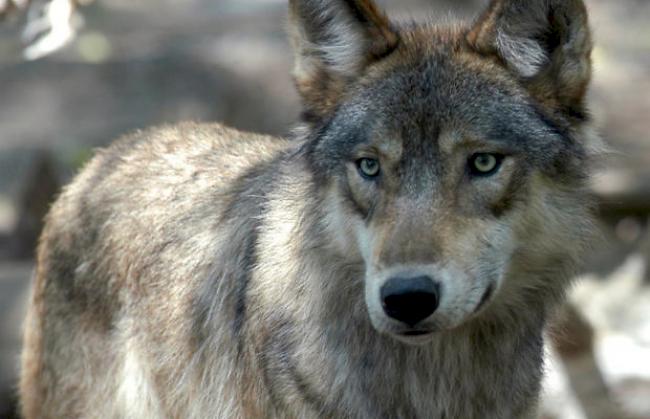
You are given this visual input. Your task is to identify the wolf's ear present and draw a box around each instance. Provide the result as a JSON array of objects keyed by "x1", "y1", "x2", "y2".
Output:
[
  {"x1": 289, "y1": 0, "x2": 399, "y2": 120},
  {"x1": 467, "y1": 0, "x2": 592, "y2": 118}
]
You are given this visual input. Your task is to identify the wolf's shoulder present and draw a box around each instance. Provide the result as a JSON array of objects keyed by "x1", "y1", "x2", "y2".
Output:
[
  {"x1": 98, "y1": 121, "x2": 289, "y2": 170},
  {"x1": 70, "y1": 122, "x2": 288, "y2": 193},
  {"x1": 46, "y1": 122, "x2": 291, "y2": 242}
]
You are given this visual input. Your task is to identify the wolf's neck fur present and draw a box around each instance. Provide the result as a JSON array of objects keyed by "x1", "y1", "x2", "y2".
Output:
[{"x1": 241, "y1": 161, "x2": 546, "y2": 418}]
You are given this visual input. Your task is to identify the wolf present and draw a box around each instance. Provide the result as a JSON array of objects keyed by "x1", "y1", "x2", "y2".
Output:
[{"x1": 19, "y1": 0, "x2": 600, "y2": 417}]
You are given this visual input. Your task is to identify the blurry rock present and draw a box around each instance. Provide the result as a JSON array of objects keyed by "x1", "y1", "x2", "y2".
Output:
[
  {"x1": 568, "y1": 256, "x2": 650, "y2": 418},
  {"x1": 614, "y1": 378, "x2": 650, "y2": 419},
  {"x1": 550, "y1": 304, "x2": 626, "y2": 419}
]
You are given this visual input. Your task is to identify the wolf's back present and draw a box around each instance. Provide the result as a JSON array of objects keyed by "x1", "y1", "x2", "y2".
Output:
[{"x1": 19, "y1": 122, "x2": 289, "y2": 418}]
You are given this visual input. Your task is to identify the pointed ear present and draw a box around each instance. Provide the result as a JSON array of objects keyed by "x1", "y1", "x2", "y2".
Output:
[
  {"x1": 289, "y1": 0, "x2": 399, "y2": 120},
  {"x1": 467, "y1": 0, "x2": 592, "y2": 119}
]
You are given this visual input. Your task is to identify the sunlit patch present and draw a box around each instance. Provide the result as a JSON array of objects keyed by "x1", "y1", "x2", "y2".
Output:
[{"x1": 76, "y1": 31, "x2": 112, "y2": 63}]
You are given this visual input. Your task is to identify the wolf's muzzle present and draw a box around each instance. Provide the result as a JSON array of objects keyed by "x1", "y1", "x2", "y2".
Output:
[{"x1": 380, "y1": 276, "x2": 440, "y2": 326}]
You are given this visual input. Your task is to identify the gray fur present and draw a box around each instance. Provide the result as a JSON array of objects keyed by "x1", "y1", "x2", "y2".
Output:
[{"x1": 20, "y1": 0, "x2": 598, "y2": 418}]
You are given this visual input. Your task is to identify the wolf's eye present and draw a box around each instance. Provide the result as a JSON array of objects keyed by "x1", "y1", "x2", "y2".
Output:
[
  {"x1": 357, "y1": 158, "x2": 381, "y2": 179},
  {"x1": 468, "y1": 153, "x2": 503, "y2": 176}
]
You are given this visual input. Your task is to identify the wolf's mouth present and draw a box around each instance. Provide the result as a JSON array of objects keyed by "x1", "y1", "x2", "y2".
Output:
[
  {"x1": 474, "y1": 283, "x2": 495, "y2": 314},
  {"x1": 402, "y1": 330, "x2": 432, "y2": 336},
  {"x1": 393, "y1": 329, "x2": 436, "y2": 345}
]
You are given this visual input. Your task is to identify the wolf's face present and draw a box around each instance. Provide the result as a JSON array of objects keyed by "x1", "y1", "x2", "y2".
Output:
[{"x1": 291, "y1": 0, "x2": 596, "y2": 343}]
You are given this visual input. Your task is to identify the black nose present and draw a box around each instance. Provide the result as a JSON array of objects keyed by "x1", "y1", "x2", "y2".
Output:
[{"x1": 380, "y1": 276, "x2": 440, "y2": 326}]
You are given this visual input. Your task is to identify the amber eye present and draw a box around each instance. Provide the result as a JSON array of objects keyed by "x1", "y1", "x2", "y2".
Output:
[
  {"x1": 469, "y1": 153, "x2": 503, "y2": 176},
  {"x1": 357, "y1": 158, "x2": 381, "y2": 179}
]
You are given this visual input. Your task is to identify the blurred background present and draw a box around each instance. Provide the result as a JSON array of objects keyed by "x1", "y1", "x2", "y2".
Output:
[{"x1": 0, "y1": 0, "x2": 649, "y2": 417}]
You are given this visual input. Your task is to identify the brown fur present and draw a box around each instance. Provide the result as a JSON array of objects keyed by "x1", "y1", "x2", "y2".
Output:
[
  {"x1": 467, "y1": 0, "x2": 593, "y2": 119},
  {"x1": 289, "y1": 0, "x2": 399, "y2": 120},
  {"x1": 20, "y1": 1, "x2": 599, "y2": 417}
]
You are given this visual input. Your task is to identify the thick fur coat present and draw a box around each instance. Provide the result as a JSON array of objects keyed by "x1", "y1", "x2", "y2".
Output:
[{"x1": 20, "y1": 0, "x2": 599, "y2": 417}]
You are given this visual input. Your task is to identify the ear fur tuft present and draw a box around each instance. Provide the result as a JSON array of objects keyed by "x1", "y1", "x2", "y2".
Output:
[
  {"x1": 495, "y1": 30, "x2": 549, "y2": 78},
  {"x1": 468, "y1": 0, "x2": 593, "y2": 117},
  {"x1": 289, "y1": 0, "x2": 398, "y2": 120}
]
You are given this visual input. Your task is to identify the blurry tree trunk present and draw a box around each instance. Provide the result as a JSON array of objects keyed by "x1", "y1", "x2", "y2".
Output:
[
  {"x1": 641, "y1": 220, "x2": 650, "y2": 282},
  {"x1": 11, "y1": 150, "x2": 59, "y2": 259}
]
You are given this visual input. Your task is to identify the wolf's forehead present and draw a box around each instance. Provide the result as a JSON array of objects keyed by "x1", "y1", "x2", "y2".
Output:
[{"x1": 358, "y1": 56, "x2": 566, "y2": 155}]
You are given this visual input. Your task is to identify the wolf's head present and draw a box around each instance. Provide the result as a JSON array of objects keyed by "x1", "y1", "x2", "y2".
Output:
[{"x1": 290, "y1": 0, "x2": 599, "y2": 344}]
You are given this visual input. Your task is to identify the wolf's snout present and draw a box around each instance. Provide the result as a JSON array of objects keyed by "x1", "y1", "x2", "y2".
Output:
[{"x1": 380, "y1": 276, "x2": 440, "y2": 326}]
